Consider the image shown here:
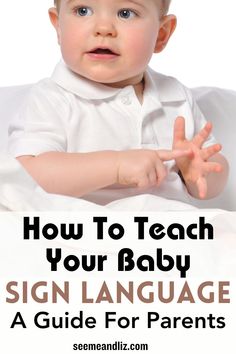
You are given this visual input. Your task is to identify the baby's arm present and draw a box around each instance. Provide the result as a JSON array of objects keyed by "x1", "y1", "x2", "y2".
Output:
[
  {"x1": 173, "y1": 117, "x2": 229, "y2": 199},
  {"x1": 17, "y1": 148, "x2": 191, "y2": 197}
]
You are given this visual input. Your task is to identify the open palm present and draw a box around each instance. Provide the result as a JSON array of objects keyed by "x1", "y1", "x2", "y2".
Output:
[{"x1": 173, "y1": 116, "x2": 222, "y2": 198}]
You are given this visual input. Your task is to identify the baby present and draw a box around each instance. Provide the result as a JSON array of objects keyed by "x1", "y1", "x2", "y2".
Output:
[{"x1": 8, "y1": 0, "x2": 228, "y2": 205}]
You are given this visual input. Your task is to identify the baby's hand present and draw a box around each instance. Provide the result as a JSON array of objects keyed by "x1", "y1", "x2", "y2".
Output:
[
  {"x1": 117, "y1": 148, "x2": 191, "y2": 189},
  {"x1": 173, "y1": 116, "x2": 222, "y2": 198}
]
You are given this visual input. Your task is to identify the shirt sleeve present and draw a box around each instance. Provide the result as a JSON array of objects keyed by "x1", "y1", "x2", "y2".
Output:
[{"x1": 8, "y1": 79, "x2": 69, "y2": 157}]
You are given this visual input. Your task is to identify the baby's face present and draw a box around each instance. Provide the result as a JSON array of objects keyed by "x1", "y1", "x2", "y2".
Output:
[{"x1": 50, "y1": 0, "x2": 172, "y2": 87}]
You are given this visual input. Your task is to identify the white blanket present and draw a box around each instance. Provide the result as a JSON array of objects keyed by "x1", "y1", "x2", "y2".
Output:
[{"x1": 0, "y1": 154, "x2": 199, "y2": 212}]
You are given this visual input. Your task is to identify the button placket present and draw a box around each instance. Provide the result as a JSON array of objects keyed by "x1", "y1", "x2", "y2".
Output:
[{"x1": 116, "y1": 89, "x2": 142, "y2": 147}]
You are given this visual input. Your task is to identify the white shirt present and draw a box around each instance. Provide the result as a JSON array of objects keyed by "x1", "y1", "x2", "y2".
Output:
[{"x1": 8, "y1": 60, "x2": 215, "y2": 205}]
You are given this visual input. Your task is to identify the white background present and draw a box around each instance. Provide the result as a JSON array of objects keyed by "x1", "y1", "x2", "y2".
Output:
[{"x1": 0, "y1": 0, "x2": 235, "y2": 90}]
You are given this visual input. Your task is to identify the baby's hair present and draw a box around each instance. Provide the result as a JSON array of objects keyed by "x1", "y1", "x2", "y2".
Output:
[
  {"x1": 54, "y1": 0, "x2": 59, "y2": 9},
  {"x1": 54, "y1": 1, "x2": 171, "y2": 15},
  {"x1": 162, "y1": 0, "x2": 172, "y2": 15}
]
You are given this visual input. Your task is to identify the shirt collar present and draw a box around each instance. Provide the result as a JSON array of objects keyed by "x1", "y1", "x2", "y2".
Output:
[
  {"x1": 144, "y1": 67, "x2": 187, "y2": 104},
  {"x1": 51, "y1": 60, "x2": 122, "y2": 100},
  {"x1": 51, "y1": 59, "x2": 187, "y2": 103}
]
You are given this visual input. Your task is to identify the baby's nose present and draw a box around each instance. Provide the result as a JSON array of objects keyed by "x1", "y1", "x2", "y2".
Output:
[{"x1": 93, "y1": 19, "x2": 117, "y2": 37}]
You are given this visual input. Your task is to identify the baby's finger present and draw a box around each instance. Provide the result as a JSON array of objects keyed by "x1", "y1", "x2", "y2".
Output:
[
  {"x1": 137, "y1": 176, "x2": 151, "y2": 189},
  {"x1": 192, "y1": 122, "x2": 212, "y2": 148},
  {"x1": 148, "y1": 170, "x2": 158, "y2": 186},
  {"x1": 204, "y1": 162, "x2": 223, "y2": 174},
  {"x1": 158, "y1": 149, "x2": 192, "y2": 161},
  {"x1": 155, "y1": 161, "x2": 167, "y2": 186},
  {"x1": 173, "y1": 116, "x2": 186, "y2": 144},
  {"x1": 196, "y1": 177, "x2": 207, "y2": 199},
  {"x1": 201, "y1": 144, "x2": 222, "y2": 160}
]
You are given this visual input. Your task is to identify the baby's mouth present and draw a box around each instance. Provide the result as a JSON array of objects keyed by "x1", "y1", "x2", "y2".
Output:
[{"x1": 88, "y1": 47, "x2": 119, "y2": 56}]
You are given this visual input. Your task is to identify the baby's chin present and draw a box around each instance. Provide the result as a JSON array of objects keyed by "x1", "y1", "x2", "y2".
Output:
[
  {"x1": 70, "y1": 66, "x2": 137, "y2": 88},
  {"x1": 84, "y1": 73, "x2": 142, "y2": 89},
  {"x1": 85, "y1": 74, "x2": 129, "y2": 87}
]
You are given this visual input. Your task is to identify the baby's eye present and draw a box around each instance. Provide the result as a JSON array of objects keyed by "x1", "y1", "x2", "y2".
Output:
[
  {"x1": 75, "y1": 7, "x2": 93, "y2": 17},
  {"x1": 118, "y1": 9, "x2": 137, "y2": 20}
]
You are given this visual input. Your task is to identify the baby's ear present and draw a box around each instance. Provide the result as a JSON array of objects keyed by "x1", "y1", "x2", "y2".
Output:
[
  {"x1": 154, "y1": 15, "x2": 177, "y2": 53},
  {"x1": 48, "y1": 7, "x2": 61, "y2": 45}
]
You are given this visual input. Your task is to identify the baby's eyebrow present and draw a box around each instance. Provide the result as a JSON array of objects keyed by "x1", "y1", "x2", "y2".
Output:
[
  {"x1": 66, "y1": 0, "x2": 79, "y2": 5},
  {"x1": 66, "y1": 0, "x2": 146, "y2": 8},
  {"x1": 118, "y1": 0, "x2": 146, "y2": 8}
]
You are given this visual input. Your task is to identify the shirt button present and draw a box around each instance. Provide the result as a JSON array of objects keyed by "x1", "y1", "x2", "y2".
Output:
[{"x1": 121, "y1": 96, "x2": 132, "y2": 105}]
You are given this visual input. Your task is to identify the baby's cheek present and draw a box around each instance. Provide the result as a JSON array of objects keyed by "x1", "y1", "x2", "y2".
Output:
[
  {"x1": 60, "y1": 36, "x2": 81, "y2": 65},
  {"x1": 127, "y1": 31, "x2": 156, "y2": 65}
]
